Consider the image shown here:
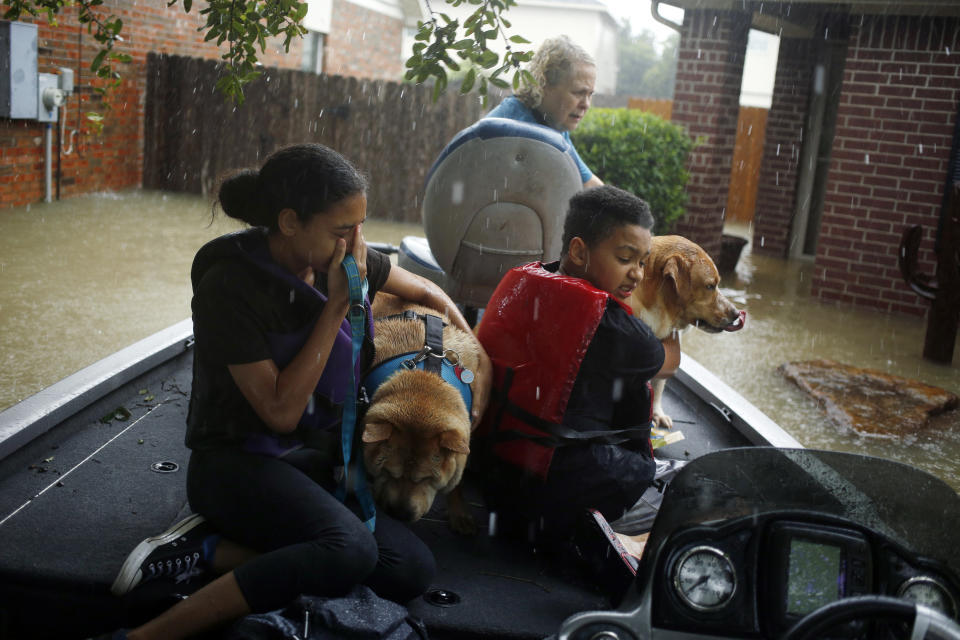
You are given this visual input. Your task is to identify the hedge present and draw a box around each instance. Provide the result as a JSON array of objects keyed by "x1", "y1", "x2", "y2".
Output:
[{"x1": 572, "y1": 108, "x2": 695, "y2": 234}]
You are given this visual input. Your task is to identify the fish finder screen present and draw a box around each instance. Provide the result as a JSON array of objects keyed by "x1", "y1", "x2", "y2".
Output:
[{"x1": 786, "y1": 539, "x2": 842, "y2": 616}]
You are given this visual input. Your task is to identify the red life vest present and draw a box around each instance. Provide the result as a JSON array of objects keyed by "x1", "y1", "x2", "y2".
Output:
[{"x1": 476, "y1": 262, "x2": 646, "y2": 479}]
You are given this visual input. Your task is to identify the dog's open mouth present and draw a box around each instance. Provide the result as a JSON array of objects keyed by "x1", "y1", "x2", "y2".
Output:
[
  {"x1": 723, "y1": 310, "x2": 746, "y2": 332},
  {"x1": 695, "y1": 310, "x2": 746, "y2": 333}
]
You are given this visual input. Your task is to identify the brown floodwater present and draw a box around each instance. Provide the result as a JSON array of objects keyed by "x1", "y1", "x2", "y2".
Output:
[
  {"x1": 682, "y1": 223, "x2": 960, "y2": 491},
  {"x1": 1, "y1": 194, "x2": 958, "y2": 490}
]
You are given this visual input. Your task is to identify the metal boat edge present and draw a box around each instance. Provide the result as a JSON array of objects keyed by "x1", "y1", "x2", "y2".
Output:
[{"x1": 0, "y1": 318, "x2": 194, "y2": 460}]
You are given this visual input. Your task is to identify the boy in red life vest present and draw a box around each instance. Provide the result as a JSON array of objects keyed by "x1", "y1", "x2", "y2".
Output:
[{"x1": 476, "y1": 185, "x2": 681, "y2": 553}]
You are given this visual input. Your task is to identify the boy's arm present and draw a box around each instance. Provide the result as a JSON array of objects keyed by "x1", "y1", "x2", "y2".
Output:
[{"x1": 654, "y1": 335, "x2": 681, "y2": 380}]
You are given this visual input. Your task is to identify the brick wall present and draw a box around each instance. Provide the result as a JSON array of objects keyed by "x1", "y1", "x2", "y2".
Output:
[
  {"x1": 325, "y1": 1, "x2": 404, "y2": 80},
  {"x1": 812, "y1": 15, "x2": 959, "y2": 315},
  {"x1": 0, "y1": 0, "x2": 403, "y2": 209},
  {"x1": 670, "y1": 8, "x2": 751, "y2": 258},
  {"x1": 752, "y1": 37, "x2": 815, "y2": 257}
]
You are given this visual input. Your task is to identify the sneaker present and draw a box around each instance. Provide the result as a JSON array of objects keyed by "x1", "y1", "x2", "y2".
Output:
[{"x1": 110, "y1": 513, "x2": 213, "y2": 596}]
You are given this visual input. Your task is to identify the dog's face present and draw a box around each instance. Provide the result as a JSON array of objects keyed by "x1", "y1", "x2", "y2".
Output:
[
  {"x1": 636, "y1": 236, "x2": 745, "y2": 335},
  {"x1": 361, "y1": 369, "x2": 470, "y2": 523}
]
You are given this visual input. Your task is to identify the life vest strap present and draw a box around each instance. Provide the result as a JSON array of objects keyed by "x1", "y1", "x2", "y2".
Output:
[{"x1": 487, "y1": 367, "x2": 651, "y2": 448}]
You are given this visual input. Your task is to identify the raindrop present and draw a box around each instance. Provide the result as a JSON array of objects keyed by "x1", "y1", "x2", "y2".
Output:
[
  {"x1": 289, "y1": 290, "x2": 295, "y2": 303},
  {"x1": 611, "y1": 377, "x2": 623, "y2": 402},
  {"x1": 533, "y1": 297, "x2": 540, "y2": 321},
  {"x1": 947, "y1": 47, "x2": 952, "y2": 55},
  {"x1": 864, "y1": 154, "x2": 870, "y2": 164},
  {"x1": 451, "y1": 180, "x2": 465, "y2": 205},
  {"x1": 535, "y1": 386, "x2": 540, "y2": 400},
  {"x1": 306, "y1": 396, "x2": 315, "y2": 414},
  {"x1": 776, "y1": 143, "x2": 781, "y2": 155},
  {"x1": 760, "y1": 237, "x2": 766, "y2": 247},
  {"x1": 697, "y1": 49, "x2": 702, "y2": 59},
  {"x1": 918, "y1": 143, "x2": 924, "y2": 154}
]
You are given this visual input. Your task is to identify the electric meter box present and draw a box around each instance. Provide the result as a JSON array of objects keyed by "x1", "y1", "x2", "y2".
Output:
[{"x1": 0, "y1": 21, "x2": 39, "y2": 119}]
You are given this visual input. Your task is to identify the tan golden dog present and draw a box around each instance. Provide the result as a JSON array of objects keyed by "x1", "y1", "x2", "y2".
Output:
[
  {"x1": 361, "y1": 293, "x2": 478, "y2": 527},
  {"x1": 629, "y1": 236, "x2": 745, "y2": 429}
]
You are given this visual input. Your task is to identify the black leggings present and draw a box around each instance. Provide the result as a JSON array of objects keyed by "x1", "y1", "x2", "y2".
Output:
[{"x1": 186, "y1": 447, "x2": 436, "y2": 613}]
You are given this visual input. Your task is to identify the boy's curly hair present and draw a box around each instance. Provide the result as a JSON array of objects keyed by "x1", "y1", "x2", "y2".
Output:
[
  {"x1": 515, "y1": 35, "x2": 595, "y2": 110},
  {"x1": 562, "y1": 186, "x2": 655, "y2": 255}
]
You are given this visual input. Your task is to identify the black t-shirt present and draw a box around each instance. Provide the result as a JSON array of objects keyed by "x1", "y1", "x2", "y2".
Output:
[
  {"x1": 563, "y1": 301, "x2": 664, "y2": 432},
  {"x1": 185, "y1": 229, "x2": 391, "y2": 451}
]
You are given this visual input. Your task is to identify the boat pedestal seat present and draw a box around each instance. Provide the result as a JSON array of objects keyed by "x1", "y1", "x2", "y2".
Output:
[{"x1": 402, "y1": 117, "x2": 583, "y2": 310}]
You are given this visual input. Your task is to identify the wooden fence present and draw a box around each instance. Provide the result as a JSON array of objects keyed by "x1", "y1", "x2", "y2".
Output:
[
  {"x1": 724, "y1": 106, "x2": 769, "y2": 223},
  {"x1": 628, "y1": 98, "x2": 769, "y2": 224},
  {"x1": 143, "y1": 54, "x2": 484, "y2": 224},
  {"x1": 627, "y1": 97, "x2": 673, "y2": 120}
]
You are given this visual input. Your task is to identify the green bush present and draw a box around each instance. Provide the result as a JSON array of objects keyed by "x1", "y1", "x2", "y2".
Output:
[{"x1": 572, "y1": 108, "x2": 694, "y2": 234}]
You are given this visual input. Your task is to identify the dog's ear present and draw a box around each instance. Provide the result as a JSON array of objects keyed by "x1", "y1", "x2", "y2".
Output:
[
  {"x1": 439, "y1": 430, "x2": 470, "y2": 454},
  {"x1": 362, "y1": 422, "x2": 393, "y2": 443},
  {"x1": 661, "y1": 255, "x2": 683, "y2": 295}
]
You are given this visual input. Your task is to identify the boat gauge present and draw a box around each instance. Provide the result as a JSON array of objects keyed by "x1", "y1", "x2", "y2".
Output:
[
  {"x1": 672, "y1": 545, "x2": 737, "y2": 612},
  {"x1": 897, "y1": 576, "x2": 957, "y2": 619}
]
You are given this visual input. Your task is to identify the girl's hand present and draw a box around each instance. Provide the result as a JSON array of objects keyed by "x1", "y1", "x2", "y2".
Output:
[
  {"x1": 325, "y1": 226, "x2": 367, "y2": 312},
  {"x1": 325, "y1": 237, "x2": 350, "y2": 314}
]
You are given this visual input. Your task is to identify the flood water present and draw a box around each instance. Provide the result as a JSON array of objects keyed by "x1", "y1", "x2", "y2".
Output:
[{"x1": 1, "y1": 193, "x2": 958, "y2": 490}]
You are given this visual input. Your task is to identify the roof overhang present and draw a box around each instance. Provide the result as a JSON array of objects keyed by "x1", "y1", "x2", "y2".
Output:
[{"x1": 656, "y1": 0, "x2": 960, "y2": 37}]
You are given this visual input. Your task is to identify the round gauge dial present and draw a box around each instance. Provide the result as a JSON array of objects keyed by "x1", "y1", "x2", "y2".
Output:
[
  {"x1": 673, "y1": 545, "x2": 737, "y2": 611},
  {"x1": 897, "y1": 576, "x2": 957, "y2": 619}
]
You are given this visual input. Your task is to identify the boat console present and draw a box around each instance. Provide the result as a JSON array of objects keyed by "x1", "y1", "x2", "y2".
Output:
[
  {"x1": 399, "y1": 117, "x2": 582, "y2": 309},
  {"x1": 558, "y1": 448, "x2": 960, "y2": 640}
]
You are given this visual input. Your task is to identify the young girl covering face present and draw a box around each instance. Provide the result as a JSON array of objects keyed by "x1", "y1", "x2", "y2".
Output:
[{"x1": 108, "y1": 143, "x2": 491, "y2": 640}]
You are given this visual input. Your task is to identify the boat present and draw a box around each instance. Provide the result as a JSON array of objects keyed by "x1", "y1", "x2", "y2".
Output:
[
  {"x1": 2, "y1": 316, "x2": 958, "y2": 640},
  {"x1": 0, "y1": 311, "x2": 796, "y2": 640},
  {"x1": 2, "y1": 119, "x2": 958, "y2": 639}
]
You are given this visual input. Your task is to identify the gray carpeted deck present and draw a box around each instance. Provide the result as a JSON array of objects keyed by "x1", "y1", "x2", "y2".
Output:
[{"x1": 0, "y1": 350, "x2": 749, "y2": 640}]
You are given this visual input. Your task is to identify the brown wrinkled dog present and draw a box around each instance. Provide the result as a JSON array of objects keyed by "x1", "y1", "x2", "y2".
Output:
[
  {"x1": 362, "y1": 292, "x2": 479, "y2": 530},
  {"x1": 629, "y1": 236, "x2": 745, "y2": 429}
]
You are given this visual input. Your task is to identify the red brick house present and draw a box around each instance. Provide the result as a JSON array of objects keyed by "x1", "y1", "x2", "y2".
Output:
[
  {"x1": 662, "y1": 0, "x2": 959, "y2": 316},
  {"x1": 0, "y1": 0, "x2": 409, "y2": 208}
]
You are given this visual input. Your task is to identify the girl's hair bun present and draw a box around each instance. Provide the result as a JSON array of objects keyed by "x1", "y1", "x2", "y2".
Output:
[{"x1": 217, "y1": 170, "x2": 265, "y2": 226}]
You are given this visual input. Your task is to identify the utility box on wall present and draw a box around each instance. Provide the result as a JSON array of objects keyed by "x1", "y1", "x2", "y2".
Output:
[{"x1": 0, "y1": 21, "x2": 39, "y2": 119}]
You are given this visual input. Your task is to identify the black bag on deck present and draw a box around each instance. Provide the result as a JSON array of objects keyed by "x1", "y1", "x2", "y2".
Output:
[{"x1": 225, "y1": 585, "x2": 428, "y2": 640}]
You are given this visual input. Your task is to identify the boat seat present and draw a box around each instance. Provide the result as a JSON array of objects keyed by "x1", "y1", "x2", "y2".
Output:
[{"x1": 399, "y1": 117, "x2": 583, "y2": 309}]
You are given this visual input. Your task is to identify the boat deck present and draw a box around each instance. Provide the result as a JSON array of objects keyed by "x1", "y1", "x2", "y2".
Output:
[{"x1": 0, "y1": 345, "x2": 753, "y2": 639}]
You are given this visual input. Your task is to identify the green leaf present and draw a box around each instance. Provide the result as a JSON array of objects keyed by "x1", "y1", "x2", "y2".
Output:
[
  {"x1": 91, "y1": 50, "x2": 107, "y2": 72},
  {"x1": 461, "y1": 67, "x2": 476, "y2": 93}
]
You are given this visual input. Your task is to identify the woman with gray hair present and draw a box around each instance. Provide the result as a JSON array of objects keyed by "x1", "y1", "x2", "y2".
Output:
[{"x1": 485, "y1": 35, "x2": 603, "y2": 188}]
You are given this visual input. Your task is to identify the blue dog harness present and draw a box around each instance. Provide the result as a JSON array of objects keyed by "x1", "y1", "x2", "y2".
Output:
[{"x1": 363, "y1": 312, "x2": 473, "y2": 417}]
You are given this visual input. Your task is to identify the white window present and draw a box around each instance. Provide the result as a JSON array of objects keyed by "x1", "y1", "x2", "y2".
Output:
[{"x1": 301, "y1": 31, "x2": 326, "y2": 74}]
